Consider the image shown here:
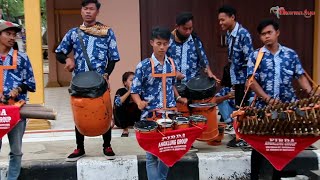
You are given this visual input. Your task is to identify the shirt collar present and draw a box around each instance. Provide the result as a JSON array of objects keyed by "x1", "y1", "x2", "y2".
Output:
[
  {"x1": 5, "y1": 48, "x2": 14, "y2": 57},
  {"x1": 261, "y1": 44, "x2": 283, "y2": 55},
  {"x1": 228, "y1": 22, "x2": 239, "y2": 37},
  {"x1": 151, "y1": 53, "x2": 170, "y2": 66}
]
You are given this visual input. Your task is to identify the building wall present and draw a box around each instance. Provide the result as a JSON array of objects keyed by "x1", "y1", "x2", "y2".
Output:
[{"x1": 46, "y1": 0, "x2": 141, "y2": 99}]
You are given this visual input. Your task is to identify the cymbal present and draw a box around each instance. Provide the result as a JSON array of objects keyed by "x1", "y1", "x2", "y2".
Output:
[
  {"x1": 156, "y1": 109, "x2": 183, "y2": 115},
  {"x1": 189, "y1": 103, "x2": 217, "y2": 108}
]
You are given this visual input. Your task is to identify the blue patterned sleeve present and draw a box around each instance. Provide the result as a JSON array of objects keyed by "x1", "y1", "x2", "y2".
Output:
[
  {"x1": 114, "y1": 95, "x2": 122, "y2": 107},
  {"x1": 242, "y1": 32, "x2": 254, "y2": 63},
  {"x1": 106, "y1": 28, "x2": 120, "y2": 61},
  {"x1": 131, "y1": 62, "x2": 143, "y2": 94},
  {"x1": 198, "y1": 39, "x2": 209, "y2": 67},
  {"x1": 292, "y1": 52, "x2": 304, "y2": 79},
  {"x1": 247, "y1": 50, "x2": 259, "y2": 80},
  {"x1": 23, "y1": 55, "x2": 36, "y2": 92},
  {"x1": 55, "y1": 29, "x2": 74, "y2": 55}
]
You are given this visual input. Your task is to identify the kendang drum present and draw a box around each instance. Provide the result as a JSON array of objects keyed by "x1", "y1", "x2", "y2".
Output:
[
  {"x1": 157, "y1": 119, "x2": 174, "y2": 132},
  {"x1": 174, "y1": 116, "x2": 190, "y2": 130},
  {"x1": 190, "y1": 98, "x2": 218, "y2": 141},
  {"x1": 70, "y1": 71, "x2": 112, "y2": 136},
  {"x1": 134, "y1": 120, "x2": 158, "y2": 133}
]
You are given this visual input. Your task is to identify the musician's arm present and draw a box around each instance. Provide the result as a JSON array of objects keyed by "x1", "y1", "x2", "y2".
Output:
[
  {"x1": 173, "y1": 86, "x2": 187, "y2": 104},
  {"x1": 297, "y1": 74, "x2": 312, "y2": 94},
  {"x1": 249, "y1": 78, "x2": 271, "y2": 102},
  {"x1": 131, "y1": 94, "x2": 148, "y2": 110},
  {"x1": 215, "y1": 95, "x2": 231, "y2": 104}
]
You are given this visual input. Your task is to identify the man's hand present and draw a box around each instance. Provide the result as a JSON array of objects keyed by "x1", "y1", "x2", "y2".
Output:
[
  {"x1": 9, "y1": 88, "x2": 20, "y2": 98},
  {"x1": 64, "y1": 58, "x2": 75, "y2": 72},
  {"x1": 176, "y1": 71, "x2": 185, "y2": 81},
  {"x1": 227, "y1": 91, "x2": 235, "y2": 99},
  {"x1": 0, "y1": 94, "x2": 5, "y2": 102},
  {"x1": 137, "y1": 100, "x2": 148, "y2": 110},
  {"x1": 206, "y1": 69, "x2": 221, "y2": 83},
  {"x1": 178, "y1": 97, "x2": 188, "y2": 104}
]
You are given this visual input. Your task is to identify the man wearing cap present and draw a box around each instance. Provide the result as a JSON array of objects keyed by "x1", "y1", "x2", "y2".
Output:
[{"x1": 0, "y1": 20, "x2": 36, "y2": 180}]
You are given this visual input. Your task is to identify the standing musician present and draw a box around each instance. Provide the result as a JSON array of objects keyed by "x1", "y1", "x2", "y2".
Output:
[
  {"x1": 247, "y1": 19, "x2": 312, "y2": 180},
  {"x1": 55, "y1": 0, "x2": 120, "y2": 161},
  {"x1": 218, "y1": 5, "x2": 254, "y2": 148},
  {"x1": 0, "y1": 20, "x2": 36, "y2": 180},
  {"x1": 131, "y1": 26, "x2": 187, "y2": 180},
  {"x1": 167, "y1": 12, "x2": 220, "y2": 83}
]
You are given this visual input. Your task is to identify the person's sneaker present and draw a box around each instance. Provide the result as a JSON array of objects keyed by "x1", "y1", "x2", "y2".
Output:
[
  {"x1": 227, "y1": 138, "x2": 248, "y2": 148},
  {"x1": 224, "y1": 124, "x2": 235, "y2": 134},
  {"x1": 103, "y1": 147, "x2": 116, "y2": 160},
  {"x1": 188, "y1": 145, "x2": 199, "y2": 152},
  {"x1": 66, "y1": 148, "x2": 85, "y2": 162}
]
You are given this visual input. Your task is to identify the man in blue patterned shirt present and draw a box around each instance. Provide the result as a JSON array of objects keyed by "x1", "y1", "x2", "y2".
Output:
[
  {"x1": 218, "y1": 5, "x2": 254, "y2": 107},
  {"x1": 0, "y1": 20, "x2": 36, "y2": 180},
  {"x1": 167, "y1": 12, "x2": 219, "y2": 84},
  {"x1": 218, "y1": 5, "x2": 253, "y2": 148},
  {"x1": 248, "y1": 19, "x2": 312, "y2": 180},
  {"x1": 131, "y1": 26, "x2": 187, "y2": 180},
  {"x1": 55, "y1": 0, "x2": 120, "y2": 161}
]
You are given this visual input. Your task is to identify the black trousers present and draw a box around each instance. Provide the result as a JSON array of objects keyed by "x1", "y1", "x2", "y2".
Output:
[
  {"x1": 251, "y1": 149, "x2": 282, "y2": 180},
  {"x1": 75, "y1": 126, "x2": 111, "y2": 149},
  {"x1": 235, "y1": 84, "x2": 249, "y2": 107},
  {"x1": 114, "y1": 105, "x2": 140, "y2": 129}
]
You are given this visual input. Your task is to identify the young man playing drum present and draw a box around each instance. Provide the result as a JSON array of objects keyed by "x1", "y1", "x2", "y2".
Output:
[
  {"x1": 55, "y1": 0, "x2": 120, "y2": 161},
  {"x1": 167, "y1": 12, "x2": 220, "y2": 151},
  {"x1": 131, "y1": 26, "x2": 187, "y2": 180},
  {"x1": 247, "y1": 19, "x2": 312, "y2": 180},
  {"x1": 0, "y1": 20, "x2": 36, "y2": 180},
  {"x1": 218, "y1": 5, "x2": 254, "y2": 148}
]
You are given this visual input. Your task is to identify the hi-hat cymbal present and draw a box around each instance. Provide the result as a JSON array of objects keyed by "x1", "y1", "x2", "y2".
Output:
[{"x1": 156, "y1": 109, "x2": 183, "y2": 115}]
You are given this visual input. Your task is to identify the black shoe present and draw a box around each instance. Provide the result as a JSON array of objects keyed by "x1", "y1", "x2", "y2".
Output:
[
  {"x1": 66, "y1": 148, "x2": 85, "y2": 162},
  {"x1": 103, "y1": 146, "x2": 116, "y2": 160},
  {"x1": 227, "y1": 138, "x2": 248, "y2": 148}
]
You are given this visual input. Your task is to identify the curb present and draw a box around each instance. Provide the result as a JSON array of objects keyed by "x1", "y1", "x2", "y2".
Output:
[{"x1": 0, "y1": 150, "x2": 319, "y2": 180}]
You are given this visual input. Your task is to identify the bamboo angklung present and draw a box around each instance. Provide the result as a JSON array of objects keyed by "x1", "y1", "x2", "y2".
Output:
[{"x1": 233, "y1": 92, "x2": 320, "y2": 137}]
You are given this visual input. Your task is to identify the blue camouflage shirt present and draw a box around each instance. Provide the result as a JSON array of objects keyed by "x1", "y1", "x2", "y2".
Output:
[
  {"x1": 55, "y1": 26, "x2": 120, "y2": 76},
  {"x1": 247, "y1": 44, "x2": 304, "y2": 108},
  {"x1": 227, "y1": 22, "x2": 254, "y2": 85},
  {"x1": 215, "y1": 87, "x2": 236, "y2": 108},
  {"x1": 1, "y1": 48, "x2": 36, "y2": 101},
  {"x1": 131, "y1": 54, "x2": 176, "y2": 118},
  {"x1": 167, "y1": 34, "x2": 209, "y2": 82}
]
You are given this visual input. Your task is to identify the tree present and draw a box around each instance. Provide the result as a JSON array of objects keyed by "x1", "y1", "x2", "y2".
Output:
[{"x1": 0, "y1": 0, "x2": 47, "y2": 27}]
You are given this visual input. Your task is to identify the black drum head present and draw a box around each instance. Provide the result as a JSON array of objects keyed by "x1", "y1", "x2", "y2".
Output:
[
  {"x1": 134, "y1": 121, "x2": 158, "y2": 131},
  {"x1": 72, "y1": 71, "x2": 104, "y2": 89}
]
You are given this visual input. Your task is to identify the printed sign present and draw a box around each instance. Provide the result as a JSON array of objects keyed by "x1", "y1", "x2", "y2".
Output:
[
  {"x1": 136, "y1": 126, "x2": 206, "y2": 167},
  {"x1": 0, "y1": 106, "x2": 20, "y2": 138}
]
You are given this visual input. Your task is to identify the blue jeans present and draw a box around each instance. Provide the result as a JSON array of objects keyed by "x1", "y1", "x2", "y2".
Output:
[
  {"x1": 217, "y1": 101, "x2": 236, "y2": 124},
  {"x1": 0, "y1": 119, "x2": 26, "y2": 180},
  {"x1": 146, "y1": 152, "x2": 169, "y2": 180}
]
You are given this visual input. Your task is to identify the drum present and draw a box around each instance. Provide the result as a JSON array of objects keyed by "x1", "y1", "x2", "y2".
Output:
[
  {"x1": 174, "y1": 116, "x2": 190, "y2": 130},
  {"x1": 70, "y1": 71, "x2": 111, "y2": 136},
  {"x1": 134, "y1": 120, "x2": 158, "y2": 133},
  {"x1": 191, "y1": 97, "x2": 218, "y2": 141},
  {"x1": 207, "y1": 122, "x2": 226, "y2": 146},
  {"x1": 157, "y1": 119, "x2": 174, "y2": 132},
  {"x1": 189, "y1": 115, "x2": 207, "y2": 127},
  {"x1": 186, "y1": 75, "x2": 217, "y2": 100}
]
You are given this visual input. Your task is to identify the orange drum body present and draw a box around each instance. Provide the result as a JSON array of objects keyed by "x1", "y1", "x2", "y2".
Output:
[
  {"x1": 191, "y1": 98, "x2": 218, "y2": 141},
  {"x1": 176, "y1": 102, "x2": 190, "y2": 117},
  {"x1": 174, "y1": 117, "x2": 190, "y2": 130},
  {"x1": 71, "y1": 90, "x2": 112, "y2": 136},
  {"x1": 69, "y1": 71, "x2": 111, "y2": 136}
]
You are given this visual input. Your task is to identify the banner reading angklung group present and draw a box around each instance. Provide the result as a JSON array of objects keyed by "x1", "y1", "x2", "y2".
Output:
[
  {"x1": 0, "y1": 105, "x2": 20, "y2": 138},
  {"x1": 135, "y1": 126, "x2": 206, "y2": 167},
  {"x1": 235, "y1": 122, "x2": 320, "y2": 170}
]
